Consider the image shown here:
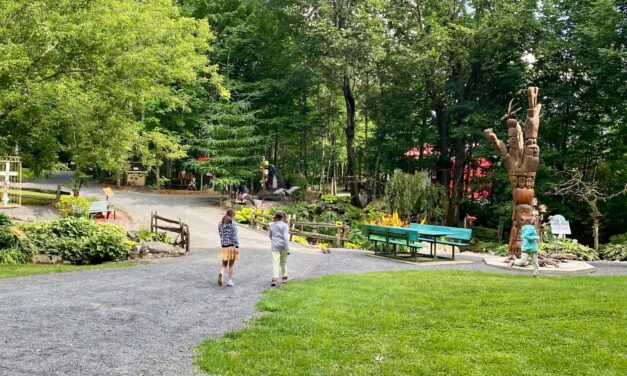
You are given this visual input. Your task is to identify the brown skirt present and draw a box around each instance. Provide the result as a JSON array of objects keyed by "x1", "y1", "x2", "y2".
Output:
[{"x1": 219, "y1": 246, "x2": 239, "y2": 261}]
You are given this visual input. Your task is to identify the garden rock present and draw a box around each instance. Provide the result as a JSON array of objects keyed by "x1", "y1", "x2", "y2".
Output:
[
  {"x1": 130, "y1": 241, "x2": 185, "y2": 259},
  {"x1": 32, "y1": 254, "x2": 63, "y2": 265}
]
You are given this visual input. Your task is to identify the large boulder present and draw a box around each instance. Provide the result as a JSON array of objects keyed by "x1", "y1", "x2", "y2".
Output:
[
  {"x1": 32, "y1": 254, "x2": 63, "y2": 265},
  {"x1": 130, "y1": 242, "x2": 185, "y2": 259}
]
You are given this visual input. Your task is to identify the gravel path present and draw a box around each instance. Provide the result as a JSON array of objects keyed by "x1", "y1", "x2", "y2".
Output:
[{"x1": 1, "y1": 174, "x2": 625, "y2": 375}]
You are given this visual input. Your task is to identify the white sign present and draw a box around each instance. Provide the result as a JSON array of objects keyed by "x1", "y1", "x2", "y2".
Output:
[{"x1": 550, "y1": 215, "x2": 571, "y2": 235}]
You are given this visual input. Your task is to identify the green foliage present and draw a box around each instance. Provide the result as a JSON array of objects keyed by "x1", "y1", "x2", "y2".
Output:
[
  {"x1": 0, "y1": 213, "x2": 12, "y2": 227},
  {"x1": 18, "y1": 218, "x2": 130, "y2": 263},
  {"x1": 385, "y1": 170, "x2": 444, "y2": 220},
  {"x1": 234, "y1": 208, "x2": 255, "y2": 224},
  {"x1": 0, "y1": 248, "x2": 29, "y2": 264},
  {"x1": 540, "y1": 238, "x2": 599, "y2": 261},
  {"x1": 0, "y1": 213, "x2": 17, "y2": 251},
  {"x1": 137, "y1": 228, "x2": 172, "y2": 244},
  {"x1": 609, "y1": 233, "x2": 627, "y2": 245},
  {"x1": 0, "y1": 0, "x2": 222, "y2": 183},
  {"x1": 468, "y1": 240, "x2": 509, "y2": 256},
  {"x1": 187, "y1": 97, "x2": 264, "y2": 184},
  {"x1": 55, "y1": 196, "x2": 91, "y2": 218},
  {"x1": 599, "y1": 244, "x2": 627, "y2": 262},
  {"x1": 321, "y1": 194, "x2": 337, "y2": 204}
]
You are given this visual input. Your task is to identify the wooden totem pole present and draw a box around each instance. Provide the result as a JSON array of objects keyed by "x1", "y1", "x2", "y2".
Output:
[{"x1": 484, "y1": 87, "x2": 541, "y2": 258}]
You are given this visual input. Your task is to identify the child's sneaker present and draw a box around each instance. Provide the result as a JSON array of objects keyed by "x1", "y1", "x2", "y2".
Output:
[
  {"x1": 271, "y1": 279, "x2": 277, "y2": 287},
  {"x1": 227, "y1": 279, "x2": 234, "y2": 286},
  {"x1": 217, "y1": 273, "x2": 223, "y2": 286},
  {"x1": 282, "y1": 276, "x2": 288, "y2": 283}
]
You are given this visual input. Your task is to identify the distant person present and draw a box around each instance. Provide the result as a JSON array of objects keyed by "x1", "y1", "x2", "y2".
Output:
[
  {"x1": 268, "y1": 211, "x2": 290, "y2": 286},
  {"x1": 217, "y1": 208, "x2": 239, "y2": 286},
  {"x1": 187, "y1": 177, "x2": 197, "y2": 191},
  {"x1": 509, "y1": 216, "x2": 540, "y2": 277},
  {"x1": 236, "y1": 183, "x2": 246, "y2": 203}
]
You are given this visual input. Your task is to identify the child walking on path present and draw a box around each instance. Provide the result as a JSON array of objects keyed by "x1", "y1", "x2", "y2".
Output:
[
  {"x1": 269, "y1": 211, "x2": 290, "y2": 287},
  {"x1": 218, "y1": 208, "x2": 239, "y2": 286},
  {"x1": 511, "y1": 216, "x2": 540, "y2": 277}
]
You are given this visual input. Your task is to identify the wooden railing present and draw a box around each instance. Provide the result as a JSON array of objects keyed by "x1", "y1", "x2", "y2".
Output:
[
  {"x1": 150, "y1": 211, "x2": 190, "y2": 252},
  {"x1": 249, "y1": 212, "x2": 349, "y2": 247}
]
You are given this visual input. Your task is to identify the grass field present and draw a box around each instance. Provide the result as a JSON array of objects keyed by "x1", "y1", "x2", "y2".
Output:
[
  {"x1": 0, "y1": 261, "x2": 138, "y2": 279},
  {"x1": 197, "y1": 270, "x2": 627, "y2": 376},
  {"x1": 8, "y1": 189, "x2": 56, "y2": 199}
]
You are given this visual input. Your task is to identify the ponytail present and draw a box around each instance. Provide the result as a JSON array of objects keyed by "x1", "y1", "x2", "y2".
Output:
[{"x1": 222, "y1": 208, "x2": 235, "y2": 224}]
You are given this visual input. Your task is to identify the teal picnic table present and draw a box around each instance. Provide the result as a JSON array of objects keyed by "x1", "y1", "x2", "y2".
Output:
[{"x1": 409, "y1": 228, "x2": 453, "y2": 260}]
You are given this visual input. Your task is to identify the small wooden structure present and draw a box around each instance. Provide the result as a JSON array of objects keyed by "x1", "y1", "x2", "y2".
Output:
[
  {"x1": 0, "y1": 156, "x2": 22, "y2": 208},
  {"x1": 249, "y1": 211, "x2": 349, "y2": 247},
  {"x1": 150, "y1": 211, "x2": 190, "y2": 252},
  {"x1": 125, "y1": 162, "x2": 147, "y2": 187}
]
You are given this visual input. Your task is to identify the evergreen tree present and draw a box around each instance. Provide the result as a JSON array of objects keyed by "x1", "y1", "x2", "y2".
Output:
[{"x1": 187, "y1": 91, "x2": 265, "y2": 190}]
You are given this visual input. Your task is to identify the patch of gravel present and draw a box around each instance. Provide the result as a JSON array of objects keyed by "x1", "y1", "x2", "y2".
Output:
[
  {"x1": 1, "y1": 175, "x2": 625, "y2": 375},
  {"x1": 0, "y1": 205, "x2": 59, "y2": 222}
]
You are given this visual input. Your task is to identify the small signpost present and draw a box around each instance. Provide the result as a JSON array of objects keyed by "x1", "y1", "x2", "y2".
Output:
[
  {"x1": 0, "y1": 156, "x2": 22, "y2": 208},
  {"x1": 550, "y1": 215, "x2": 571, "y2": 238}
]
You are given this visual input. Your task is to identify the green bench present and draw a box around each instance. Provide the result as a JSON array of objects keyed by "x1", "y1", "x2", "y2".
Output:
[
  {"x1": 409, "y1": 223, "x2": 472, "y2": 259},
  {"x1": 360, "y1": 225, "x2": 426, "y2": 261}
]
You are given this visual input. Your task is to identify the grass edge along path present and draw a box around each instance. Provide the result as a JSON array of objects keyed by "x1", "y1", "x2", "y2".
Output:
[
  {"x1": 196, "y1": 270, "x2": 627, "y2": 376},
  {"x1": 0, "y1": 261, "x2": 138, "y2": 279}
]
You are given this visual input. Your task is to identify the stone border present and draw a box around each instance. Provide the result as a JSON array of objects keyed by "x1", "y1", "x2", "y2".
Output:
[{"x1": 483, "y1": 255, "x2": 596, "y2": 275}]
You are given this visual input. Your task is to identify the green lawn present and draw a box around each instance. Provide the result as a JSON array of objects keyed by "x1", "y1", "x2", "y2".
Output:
[
  {"x1": 8, "y1": 189, "x2": 56, "y2": 199},
  {"x1": 0, "y1": 261, "x2": 138, "y2": 279},
  {"x1": 196, "y1": 271, "x2": 627, "y2": 376}
]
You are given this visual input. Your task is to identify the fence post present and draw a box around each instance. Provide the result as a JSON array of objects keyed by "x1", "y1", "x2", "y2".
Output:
[
  {"x1": 185, "y1": 223, "x2": 190, "y2": 252},
  {"x1": 150, "y1": 211, "x2": 155, "y2": 233},
  {"x1": 56, "y1": 185, "x2": 62, "y2": 200}
]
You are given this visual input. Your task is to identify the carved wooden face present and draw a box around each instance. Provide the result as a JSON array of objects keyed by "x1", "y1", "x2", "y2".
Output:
[
  {"x1": 525, "y1": 177, "x2": 534, "y2": 188},
  {"x1": 525, "y1": 139, "x2": 539, "y2": 157},
  {"x1": 517, "y1": 176, "x2": 526, "y2": 188}
]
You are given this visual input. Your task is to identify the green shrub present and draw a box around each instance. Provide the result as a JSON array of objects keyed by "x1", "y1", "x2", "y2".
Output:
[
  {"x1": 235, "y1": 208, "x2": 255, "y2": 224},
  {"x1": 18, "y1": 218, "x2": 130, "y2": 263},
  {"x1": 137, "y1": 227, "x2": 171, "y2": 243},
  {"x1": 55, "y1": 196, "x2": 91, "y2": 218},
  {"x1": 321, "y1": 194, "x2": 337, "y2": 204},
  {"x1": 0, "y1": 212, "x2": 12, "y2": 227},
  {"x1": 384, "y1": 169, "x2": 445, "y2": 220},
  {"x1": 0, "y1": 213, "x2": 18, "y2": 251},
  {"x1": 0, "y1": 248, "x2": 29, "y2": 264},
  {"x1": 599, "y1": 243, "x2": 627, "y2": 261},
  {"x1": 609, "y1": 233, "x2": 627, "y2": 244},
  {"x1": 468, "y1": 240, "x2": 508, "y2": 256},
  {"x1": 539, "y1": 238, "x2": 599, "y2": 261}
]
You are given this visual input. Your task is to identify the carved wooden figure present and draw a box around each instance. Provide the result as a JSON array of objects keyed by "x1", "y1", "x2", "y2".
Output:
[{"x1": 484, "y1": 87, "x2": 541, "y2": 257}]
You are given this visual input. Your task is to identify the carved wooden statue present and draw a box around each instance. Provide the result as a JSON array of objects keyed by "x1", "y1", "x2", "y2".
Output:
[{"x1": 484, "y1": 87, "x2": 541, "y2": 258}]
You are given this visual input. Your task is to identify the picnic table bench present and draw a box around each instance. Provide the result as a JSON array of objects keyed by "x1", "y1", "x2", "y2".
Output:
[
  {"x1": 88, "y1": 201, "x2": 115, "y2": 219},
  {"x1": 360, "y1": 225, "x2": 426, "y2": 261},
  {"x1": 361, "y1": 223, "x2": 472, "y2": 260}
]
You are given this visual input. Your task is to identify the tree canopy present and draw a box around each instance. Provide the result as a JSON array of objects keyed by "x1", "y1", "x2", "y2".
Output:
[{"x1": 1, "y1": 0, "x2": 625, "y2": 244}]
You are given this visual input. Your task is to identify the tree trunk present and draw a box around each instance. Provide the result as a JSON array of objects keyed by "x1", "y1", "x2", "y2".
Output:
[
  {"x1": 342, "y1": 75, "x2": 361, "y2": 207},
  {"x1": 300, "y1": 91, "x2": 308, "y2": 179},
  {"x1": 447, "y1": 137, "x2": 466, "y2": 226},
  {"x1": 593, "y1": 217, "x2": 600, "y2": 252}
]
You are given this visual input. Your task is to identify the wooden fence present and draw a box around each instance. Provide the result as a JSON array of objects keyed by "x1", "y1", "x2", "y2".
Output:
[
  {"x1": 150, "y1": 211, "x2": 190, "y2": 252},
  {"x1": 249, "y1": 212, "x2": 349, "y2": 247}
]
